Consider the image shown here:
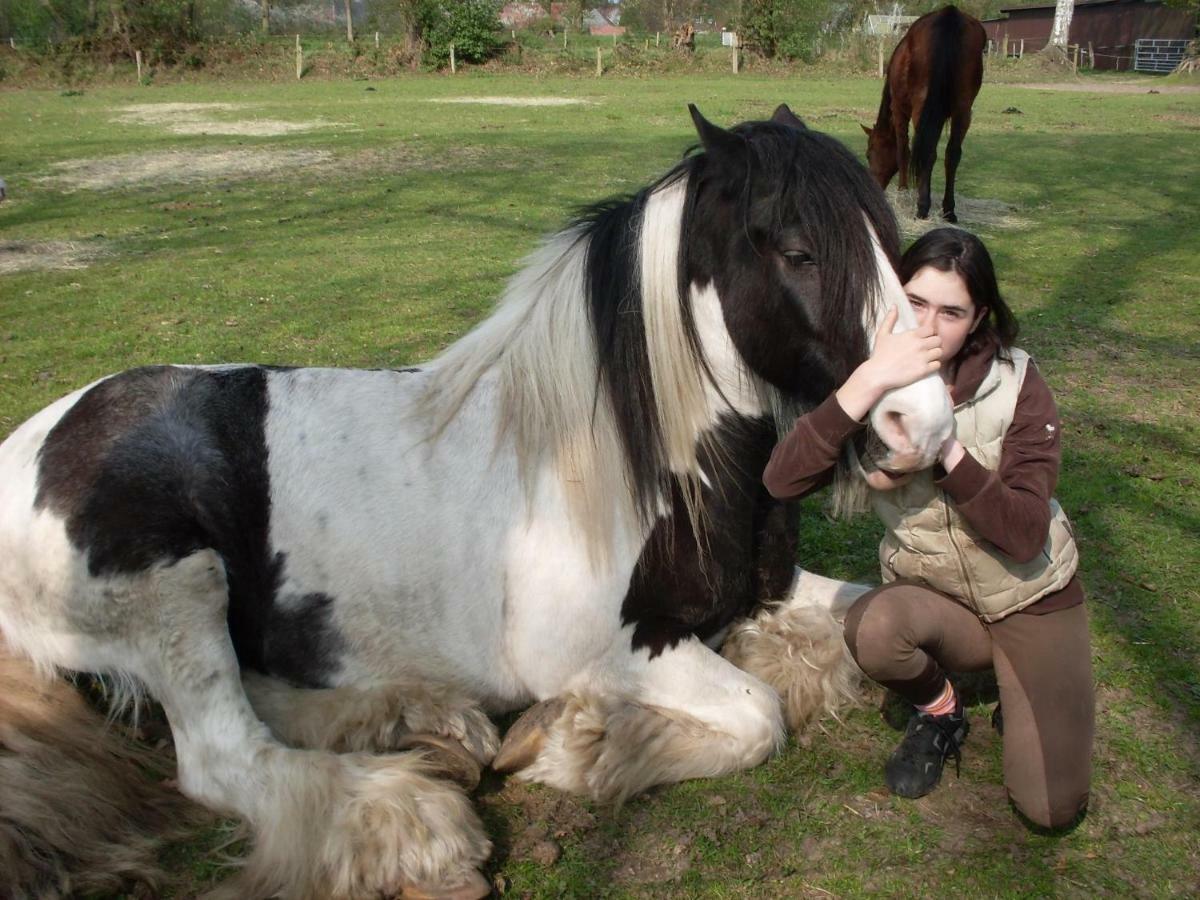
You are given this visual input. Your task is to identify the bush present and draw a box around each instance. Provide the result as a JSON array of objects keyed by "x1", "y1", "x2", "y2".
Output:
[{"x1": 421, "y1": 0, "x2": 503, "y2": 67}]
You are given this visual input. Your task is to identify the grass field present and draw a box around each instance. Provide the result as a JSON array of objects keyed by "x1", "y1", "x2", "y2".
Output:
[{"x1": 1, "y1": 70, "x2": 1198, "y2": 897}]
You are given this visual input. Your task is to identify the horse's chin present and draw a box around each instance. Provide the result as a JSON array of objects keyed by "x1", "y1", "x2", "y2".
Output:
[{"x1": 875, "y1": 448, "x2": 939, "y2": 475}]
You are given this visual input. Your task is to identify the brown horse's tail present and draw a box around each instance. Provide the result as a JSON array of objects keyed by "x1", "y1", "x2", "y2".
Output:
[
  {"x1": 910, "y1": 6, "x2": 967, "y2": 183},
  {"x1": 0, "y1": 650, "x2": 200, "y2": 898}
]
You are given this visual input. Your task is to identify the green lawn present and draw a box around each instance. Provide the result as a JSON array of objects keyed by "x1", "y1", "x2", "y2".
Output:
[{"x1": 1, "y1": 71, "x2": 1198, "y2": 897}]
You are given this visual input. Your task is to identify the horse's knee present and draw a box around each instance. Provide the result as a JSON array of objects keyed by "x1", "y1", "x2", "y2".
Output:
[{"x1": 735, "y1": 681, "x2": 787, "y2": 759}]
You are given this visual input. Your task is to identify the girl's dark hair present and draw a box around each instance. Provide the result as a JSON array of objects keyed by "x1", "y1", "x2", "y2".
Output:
[{"x1": 899, "y1": 227, "x2": 1018, "y2": 360}]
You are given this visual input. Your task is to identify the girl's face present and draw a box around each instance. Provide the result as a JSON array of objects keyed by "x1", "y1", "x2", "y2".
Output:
[{"x1": 902, "y1": 265, "x2": 988, "y2": 365}]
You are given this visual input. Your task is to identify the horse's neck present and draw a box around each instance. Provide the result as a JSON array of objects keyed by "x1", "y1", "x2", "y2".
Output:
[{"x1": 872, "y1": 79, "x2": 896, "y2": 137}]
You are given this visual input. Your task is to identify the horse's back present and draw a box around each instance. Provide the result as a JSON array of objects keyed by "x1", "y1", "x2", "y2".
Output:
[{"x1": 0, "y1": 362, "x2": 559, "y2": 699}]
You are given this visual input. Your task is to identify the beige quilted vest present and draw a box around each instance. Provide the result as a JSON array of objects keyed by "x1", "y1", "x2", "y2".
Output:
[{"x1": 869, "y1": 348, "x2": 1079, "y2": 622}]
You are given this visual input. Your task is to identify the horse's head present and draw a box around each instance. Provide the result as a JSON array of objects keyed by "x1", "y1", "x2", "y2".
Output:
[
  {"x1": 861, "y1": 124, "x2": 898, "y2": 190},
  {"x1": 686, "y1": 105, "x2": 950, "y2": 473}
]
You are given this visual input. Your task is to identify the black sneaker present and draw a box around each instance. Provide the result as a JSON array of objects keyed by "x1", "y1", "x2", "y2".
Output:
[{"x1": 884, "y1": 700, "x2": 969, "y2": 799}]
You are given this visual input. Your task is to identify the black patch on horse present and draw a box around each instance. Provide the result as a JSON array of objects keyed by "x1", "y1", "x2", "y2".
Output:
[
  {"x1": 34, "y1": 365, "x2": 343, "y2": 685},
  {"x1": 621, "y1": 415, "x2": 798, "y2": 657},
  {"x1": 263, "y1": 591, "x2": 345, "y2": 685}
]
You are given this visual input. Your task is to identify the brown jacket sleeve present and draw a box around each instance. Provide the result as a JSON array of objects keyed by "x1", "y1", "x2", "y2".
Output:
[
  {"x1": 763, "y1": 394, "x2": 864, "y2": 500},
  {"x1": 935, "y1": 363, "x2": 1061, "y2": 563}
]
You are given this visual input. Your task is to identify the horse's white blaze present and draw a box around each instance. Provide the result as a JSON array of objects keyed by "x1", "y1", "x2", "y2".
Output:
[{"x1": 863, "y1": 228, "x2": 953, "y2": 470}]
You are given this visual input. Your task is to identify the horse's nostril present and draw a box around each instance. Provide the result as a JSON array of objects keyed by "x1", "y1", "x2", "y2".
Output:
[{"x1": 884, "y1": 410, "x2": 910, "y2": 446}]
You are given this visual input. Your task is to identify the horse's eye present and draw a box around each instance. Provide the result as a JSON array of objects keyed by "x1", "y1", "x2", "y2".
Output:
[{"x1": 783, "y1": 250, "x2": 815, "y2": 268}]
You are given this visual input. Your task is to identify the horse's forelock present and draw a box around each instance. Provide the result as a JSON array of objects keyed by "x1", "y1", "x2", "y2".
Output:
[{"x1": 753, "y1": 128, "x2": 899, "y2": 380}]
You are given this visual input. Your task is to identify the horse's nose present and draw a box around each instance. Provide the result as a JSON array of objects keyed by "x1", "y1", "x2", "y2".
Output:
[{"x1": 880, "y1": 410, "x2": 915, "y2": 457}]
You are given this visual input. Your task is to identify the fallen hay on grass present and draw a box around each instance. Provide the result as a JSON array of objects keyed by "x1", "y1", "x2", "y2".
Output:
[
  {"x1": 115, "y1": 102, "x2": 341, "y2": 137},
  {"x1": 888, "y1": 189, "x2": 1031, "y2": 236},
  {"x1": 39, "y1": 148, "x2": 333, "y2": 191},
  {"x1": 425, "y1": 96, "x2": 593, "y2": 106},
  {"x1": 0, "y1": 240, "x2": 109, "y2": 275}
]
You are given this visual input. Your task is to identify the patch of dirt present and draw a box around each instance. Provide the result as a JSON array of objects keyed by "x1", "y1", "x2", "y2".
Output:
[
  {"x1": 0, "y1": 239, "x2": 108, "y2": 274},
  {"x1": 888, "y1": 188, "x2": 1031, "y2": 235},
  {"x1": 115, "y1": 102, "x2": 342, "y2": 136},
  {"x1": 1152, "y1": 113, "x2": 1200, "y2": 127},
  {"x1": 424, "y1": 96, "x2": 594, "y2": 107},
  {"x1": 805, "y1": 106, "x2": 874, "y2": 124},
  {"x1": 1013, "y1": 81, "x2": 1200, "y2": 94},
  {"x1": 37, "y1": 148, "x2": 333, "y2": 191}
]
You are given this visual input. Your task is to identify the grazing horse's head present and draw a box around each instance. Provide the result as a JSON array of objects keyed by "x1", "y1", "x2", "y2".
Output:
[
  {"x1": 683, "y1": 105, "x2": 950, "y2": 472},
  {"x1": 861, "y1": 123, "x2": 899, "y2": 190}
]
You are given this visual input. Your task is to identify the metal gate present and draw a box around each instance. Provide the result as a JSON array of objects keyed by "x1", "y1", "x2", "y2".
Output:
[{"x1": 1133, "y1": 38, "x2": 1187, "y2": 74}]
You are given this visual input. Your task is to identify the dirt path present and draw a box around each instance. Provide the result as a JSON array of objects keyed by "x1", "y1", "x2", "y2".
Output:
[{"x1": 1013, "y1": 80, "x2": 1200, "y2": 94}]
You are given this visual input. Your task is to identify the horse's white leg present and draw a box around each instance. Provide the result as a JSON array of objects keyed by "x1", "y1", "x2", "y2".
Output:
[
  {"x1": 721, "y1": 566, "x2": 870, "y2": 731},
  {"x1": 498, "y1": 636, "x2": 785, "y2": 805},
  {"x1": 242, "y1": 672, "x2": 500, "y2": 762},
  {"x1": 242, "y1": 673, "x2": 500, "y2": 789},
  {"x1": 132, "y1": 550, "x2": 490, "y2": 899}
]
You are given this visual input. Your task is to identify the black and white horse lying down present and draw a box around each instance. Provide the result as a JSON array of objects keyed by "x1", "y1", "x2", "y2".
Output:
[{"x1": 0, "y1": 106, "x2": 951, "y2": 898}]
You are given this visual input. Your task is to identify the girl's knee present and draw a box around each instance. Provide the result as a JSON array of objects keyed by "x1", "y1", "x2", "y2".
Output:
[{"x1": 843, "y1": 591, "x2": 909, "y2": 674}]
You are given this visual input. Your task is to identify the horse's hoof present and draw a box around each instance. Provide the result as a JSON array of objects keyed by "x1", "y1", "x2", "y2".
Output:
[
  {"x1": 943, "y1": 212, "x2": 958, "y2": 223},
  {"x1": 397, "y1": 733, "x2": 483, "y2": 791},
  {"x1": 492, "y1": 697, "x2": 568, "y2": 774},
  {"x1": 398, "y1": 868, "x2": 492, "y2": 899}
]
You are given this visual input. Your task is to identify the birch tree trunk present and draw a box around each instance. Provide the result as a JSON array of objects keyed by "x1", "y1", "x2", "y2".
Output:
[
  {"x1": 343, "y1": 0, "x2": 354, "y2": 42},
  {"x1": 1049, "y1": 0, "x2": 1074, "y2": 48},
  {"x1": 261, "y1": 0, "x2": 270, "y2": 34}
]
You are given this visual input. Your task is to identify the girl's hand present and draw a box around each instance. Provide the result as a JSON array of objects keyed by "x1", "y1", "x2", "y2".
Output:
[
  {"x1": 865, "y1": 307, "x2": 943, "y2": 391},
  {"x1": 835, "y1": 307, "x2": 943, "y2": 421}
]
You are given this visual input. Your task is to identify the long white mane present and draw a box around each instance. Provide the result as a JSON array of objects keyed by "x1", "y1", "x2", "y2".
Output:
[{"x1": 420, "y1": 174, "x2": 723, "y2": 559}]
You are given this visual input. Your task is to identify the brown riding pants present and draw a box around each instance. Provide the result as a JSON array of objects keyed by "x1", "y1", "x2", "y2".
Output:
[{"x1": 844, "y1": 581, "x2": 1093, "y2": 829}]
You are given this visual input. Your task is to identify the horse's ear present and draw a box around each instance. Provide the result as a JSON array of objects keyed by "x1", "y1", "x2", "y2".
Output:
[
  {"x1": 771, "y1": 104, "x2": 807, "y2": 130},
  {"x1": 861, "y1": 123, "x2": 873, "y2": 138},
  {"x1": 688, "y1": 104, "x2": 742, "y2": 156}
]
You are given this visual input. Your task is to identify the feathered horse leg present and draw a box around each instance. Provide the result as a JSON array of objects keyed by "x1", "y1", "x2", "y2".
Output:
[
  {"x1": 495, "y1": 637, "x2": 785, "y2": 805},
  {"x1": 722, "y1": 567, "x2": 870, "y2": 732}
]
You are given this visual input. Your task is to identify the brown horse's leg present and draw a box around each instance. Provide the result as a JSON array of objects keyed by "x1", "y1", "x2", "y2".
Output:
[
  {"x1": 895, "y1": 116, "x2": 911, "y2": 191},
  {"x1": 942, "y1": 113, "x2": 971, "y2": 223},
  {"x1": 915, "y1": 153, "x2": 934, "y2": 220}
]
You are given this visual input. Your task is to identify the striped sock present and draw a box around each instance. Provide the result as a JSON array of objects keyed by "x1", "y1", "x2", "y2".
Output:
[{"x1": 917, "y1": 680, "x2": 958, "y2": 717}]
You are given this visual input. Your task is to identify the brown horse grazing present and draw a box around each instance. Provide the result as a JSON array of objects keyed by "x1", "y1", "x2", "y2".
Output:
[{"x1": 863, "y1": 6, "x2": 986, "y2": 222}]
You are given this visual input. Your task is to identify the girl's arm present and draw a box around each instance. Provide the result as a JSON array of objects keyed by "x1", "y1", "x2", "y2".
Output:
[{"x1": 935, "y1": 364, "x2": 1062, "y2": 562}]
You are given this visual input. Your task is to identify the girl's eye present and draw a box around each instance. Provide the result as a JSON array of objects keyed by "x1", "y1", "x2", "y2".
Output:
[{"x1": 783, "y1": 250, "x2": 815, "y2": 267}]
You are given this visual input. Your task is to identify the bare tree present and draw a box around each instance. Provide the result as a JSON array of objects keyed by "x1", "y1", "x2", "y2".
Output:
[
  {"x1": 344, "y1": 0, "x2": 354, "y2": 41},
  {"x1": 261, "y1": 0, "x2": 270, "y2": 34}
]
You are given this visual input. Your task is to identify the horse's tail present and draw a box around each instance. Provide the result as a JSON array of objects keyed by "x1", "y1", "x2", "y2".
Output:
[
  {"x1": 0, "y1": 649, "x2": 199, "y2": 898},
  {"x1": 910, "y1": 6, "x2": 967, "y2": 183}
]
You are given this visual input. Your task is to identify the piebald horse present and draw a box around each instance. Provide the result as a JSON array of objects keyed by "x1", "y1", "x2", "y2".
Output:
[{"x1": 0, "y1": 106, "x2": 951, "y2": 898}]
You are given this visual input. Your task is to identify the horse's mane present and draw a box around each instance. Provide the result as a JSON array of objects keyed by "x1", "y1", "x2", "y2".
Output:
[
  {"x1": 420, "y1": 167, "x2": 703, "y2": 561},
  {"x1": 420, "y1": 121, "x2": 898, "y2": 564}
]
